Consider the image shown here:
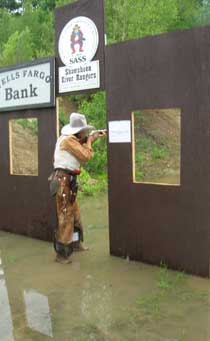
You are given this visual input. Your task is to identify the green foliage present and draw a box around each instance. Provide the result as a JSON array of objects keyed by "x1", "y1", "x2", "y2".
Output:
[
  {"x1": 0, "y1": 0, "x2": 22, "y2": 12},
  {"x1": 58, "y1": 107, "x2": 68, "y2": 129},
  {"x1": 55, "y1": 0, "x2": 74, "y2": 7},
  {"x1": 0, "y1": 27, "x2": 33, "y2": 65},
  {"x1": 0, "y1": 10, "x2": 13, "y2": 51},
  {"x1": 135, "y1": 135, "x2": 168, "y2": 162},
  {"x1": 31, "y1": 0, "x2": 56, "y2": 11},
  {"x1": 16, "y1": 118, "x2": 38, "y2": 135},
  {"x1": 1, "y1": 0, "x2": 209, "y2": 65},
  {"x1": 157, "y1": 261, "x2": 183, "y2": 290},
  {"x1": 0, "y1": 3, "x2": 54, "y2": 63},
  {"x1": 174, "y1": 0, "x2": 209, "y2": 30},
  {"x1": 151, "y1": 146, "x2": 168, "y2": 160},
  {"x1": 105, "y1": 0, "x2": 210, "y2": 44},
  {"x1": 137, "y1": 137, "x2": 152, "y2": 151},
  {"x1": 134, "y1": 109, "x2": 173, "y2": 182},
  {"x1": 106, "y1": 0, "x2": 177, "y2": 43},
  {"x1": 77, "y1": 92, "x2": 106, "y2": 129},
  {"x1": 136, "y1": 263, "x2": 209, "y2": 320},
  {"x1": 135, "y1": 169, "x2": 144, "y2": 181},
  {"x1": 77, "y1": 92, "x2": 107, "y2": 175},
  {"x1": 17, "y1": 6, "x2": 54, "y2": 58},
  {"x1": 78, "y1": 168, "x2": 107, "y2": 196}
]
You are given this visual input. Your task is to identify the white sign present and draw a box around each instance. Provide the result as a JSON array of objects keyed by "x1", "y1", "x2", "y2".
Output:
[
  {"x1": 59, "y1": 60, "x2": 100, "y2": 93},
  {"x1": 0, "y1": 59, "x2": 54, "y2": 112},
  {"x1": 109, "y1": 120, "x2": 131, "y2": 143},
  {"x1": 58, "y1": 16, "x2": 99, "y2": 66}
]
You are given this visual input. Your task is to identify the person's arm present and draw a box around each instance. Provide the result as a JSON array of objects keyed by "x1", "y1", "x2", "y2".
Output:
[{"x1": 60, "y1": 136, "x2": 94, "y2": 162}]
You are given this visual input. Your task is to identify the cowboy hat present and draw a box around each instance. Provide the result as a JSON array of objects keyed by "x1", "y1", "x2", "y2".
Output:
[{"x1": 61, "y1": 112, "x2": 94, "y2": 135}]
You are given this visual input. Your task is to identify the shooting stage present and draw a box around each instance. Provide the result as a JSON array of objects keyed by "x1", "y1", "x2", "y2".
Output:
[{"x1": 0, "y1": 0, "x2": 210, "y2": 277}]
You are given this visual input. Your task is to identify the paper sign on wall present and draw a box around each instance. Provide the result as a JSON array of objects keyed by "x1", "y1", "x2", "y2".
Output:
[{"x1": 108, "y1": 120, "x2": 131, "y2": 143}]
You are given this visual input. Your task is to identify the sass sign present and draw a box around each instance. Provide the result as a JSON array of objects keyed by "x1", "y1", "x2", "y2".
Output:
[
  {"x1": 58, "y1": 16, "x2": 99, "y2": 66},
  {"x1": 0, "y1": 60, "x2": 54, "y2": 111},
  {"x1": 58, "y1": 16, "x2": 100, "y2": 93}
]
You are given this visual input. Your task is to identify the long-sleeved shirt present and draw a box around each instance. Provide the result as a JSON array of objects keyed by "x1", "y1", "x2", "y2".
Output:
[
  {"x1": 60, "y1": 135, "x2": 93, "y2": 162},
  {"x1": 53, "y1": 135, "x2": 93, "y2": 171}
]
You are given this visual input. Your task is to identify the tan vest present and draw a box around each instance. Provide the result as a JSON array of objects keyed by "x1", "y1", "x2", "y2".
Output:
[{"x1": 53, "y1": 135, "x2": 81, "y2": 171}]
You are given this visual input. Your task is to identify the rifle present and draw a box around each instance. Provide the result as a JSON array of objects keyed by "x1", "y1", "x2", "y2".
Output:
[
  {"x1": 89, "y1": 129, "x2": 107, "y2": 136},
  {"x1": 79, "y1": 129, "x2": 107, "y2": 144}
]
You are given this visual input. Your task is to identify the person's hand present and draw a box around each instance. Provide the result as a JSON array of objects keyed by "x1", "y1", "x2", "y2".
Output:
[
  {"x1": 87, "y1": 134, "x2": 98, "y2": 143},
  {"x1": 87, "y1": 130, "x2": 107, "y2": 144},
  {"x1": 91, "y1": 130, "x2": 107, "y2": 140}
]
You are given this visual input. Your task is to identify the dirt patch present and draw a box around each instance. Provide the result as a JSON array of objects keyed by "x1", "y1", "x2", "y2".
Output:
[
  {"x1": 133, "y1": 108, "x2": 181, "y2": 184},
  {"x1": 10, "y1": 119, "x2": 38, "y2": 176}
]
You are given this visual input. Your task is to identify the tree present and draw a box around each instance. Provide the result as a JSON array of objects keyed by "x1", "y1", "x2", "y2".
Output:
[
  {"x1": 31, "y1": 0, "x2": 56, "y2": 11},
  {"x1": 0, "y1": 27, "x2": 33, "y2": 66},
  {"x1": 0, "y1": 0, "x2": 22, "y2": 12},
  {"x1": 105, "y1": 0, "x2": 179, "y2": 43}
]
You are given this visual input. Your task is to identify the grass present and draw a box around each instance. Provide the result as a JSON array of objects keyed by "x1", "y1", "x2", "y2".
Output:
[
  {"x1": 78, "y1": 168, "x2": 107, "y2": 197},
  {"x1": 151, "y1": 145, "x2": 168, "y2": 160},
  {"x1": 134, "y1": 133, "x2": 170, "y2": 182},
  {"x1": 5, "y1": 255, "x2": 17, "y2": 264},
  {"x1": 133, "y1": 109, "x2": 180, "y2": 183},
  {"x1": 136, "y1": 262, "x2": 209, "y2": 321}
]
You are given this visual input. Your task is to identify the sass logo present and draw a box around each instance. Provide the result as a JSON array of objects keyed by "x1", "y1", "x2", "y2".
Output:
[
  {"x1": 58, "y1": 16, "x2": 99, "y2": 66},
  {"x1": 71, "y1": 24, "x2": 85, "y2": 54}
]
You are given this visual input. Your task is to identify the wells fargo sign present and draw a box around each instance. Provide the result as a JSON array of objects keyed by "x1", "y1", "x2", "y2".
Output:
[{"x1": 0, "y1": 57, "x2": 55, "y2": 112}]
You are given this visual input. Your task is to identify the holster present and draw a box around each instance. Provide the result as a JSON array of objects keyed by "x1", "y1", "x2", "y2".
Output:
[
  {"x1": 74, "y1": 226, "x2": 84, "y2": 242},
  {"x1": 70, "y1": 175, "x2": 78, "y2": 203},
  {"x1": 48, "y1": 171, "x2": 59, "y2": 197}
]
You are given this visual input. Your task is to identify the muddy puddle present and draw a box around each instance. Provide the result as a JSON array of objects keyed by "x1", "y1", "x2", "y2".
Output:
[{"x1": 0, "y1": 193, "x2": 210, "y2": 341}]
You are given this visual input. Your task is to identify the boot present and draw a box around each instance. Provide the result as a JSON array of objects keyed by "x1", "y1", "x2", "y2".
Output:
[{"x1": 55, "y1": 253, "x2": 72, "y2": 264}]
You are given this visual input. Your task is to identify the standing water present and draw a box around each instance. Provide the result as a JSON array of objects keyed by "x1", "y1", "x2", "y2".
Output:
[{"x1": 0, "y1": 193, "x2": 210, "y2": 341}]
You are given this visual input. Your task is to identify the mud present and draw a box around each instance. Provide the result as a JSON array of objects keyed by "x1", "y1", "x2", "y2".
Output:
[{"x1": 0, "y1": 194, "x2": 210, "y2": 341}]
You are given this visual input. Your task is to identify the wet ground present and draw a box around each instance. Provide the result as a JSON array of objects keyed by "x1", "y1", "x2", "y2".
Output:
[{"x1": 1, "y1": 194, "x2": 210, "y2": 341}]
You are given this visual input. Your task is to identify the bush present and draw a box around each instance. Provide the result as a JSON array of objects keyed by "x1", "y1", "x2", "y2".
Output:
[{"x1": 78, "y1": 168, "x2": 107, "y2": 196}]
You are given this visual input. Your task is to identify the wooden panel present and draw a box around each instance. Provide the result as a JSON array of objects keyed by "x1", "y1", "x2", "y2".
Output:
[
  {"x1": 106, "y1": 26, "x2": 210, "y2": 277},
  {"x1": 0, "y1": 108, "x2": 57, "y2": 241}
]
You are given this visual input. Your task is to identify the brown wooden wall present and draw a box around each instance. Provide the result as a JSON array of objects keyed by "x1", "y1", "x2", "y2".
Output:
[
  {"x1": 106, "y1": 25, "x2": 210, "y2": 277},
  {"x1": 0, "y1": 108, "x2": 57, "y2": 241}
]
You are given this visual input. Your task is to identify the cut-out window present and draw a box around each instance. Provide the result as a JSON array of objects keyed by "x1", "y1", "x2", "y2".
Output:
[
  {"x1": 9, "y1": 118, "x2": 38, "y2": 176},
  {"x1": 132, "y1": 109, "x2": 181, "y2": 185}
]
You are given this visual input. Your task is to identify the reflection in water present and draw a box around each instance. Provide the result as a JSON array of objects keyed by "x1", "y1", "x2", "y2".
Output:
[
  {"x1": 24, "y1": 290, "x2": 53, "y2": 338},
  {"x1": 81, "y1": 274, "x2": 112, "y2": 336},
  {"x1": 0, "y1": 257, "x2": 14, "y2": 341}
]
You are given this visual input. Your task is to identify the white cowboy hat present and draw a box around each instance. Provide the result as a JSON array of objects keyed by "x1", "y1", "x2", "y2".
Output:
[{"x1": 61, "y1": 112, "x2": 94, "y2": 135}]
